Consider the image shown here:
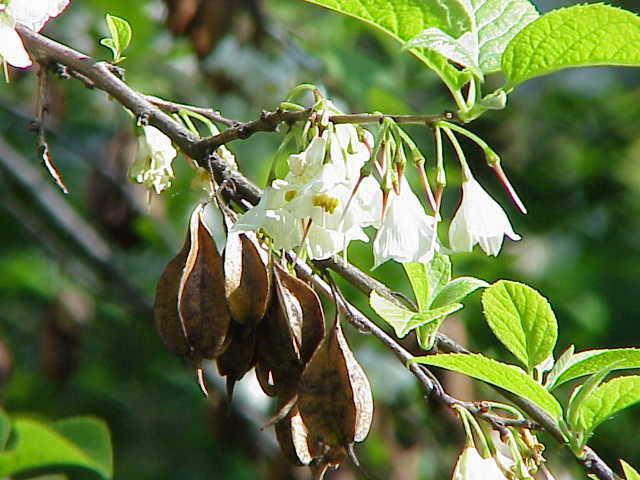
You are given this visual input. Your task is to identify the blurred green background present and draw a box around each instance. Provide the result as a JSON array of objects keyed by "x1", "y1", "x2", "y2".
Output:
[{"x1": 1, "y1": 0, "x2": 639, "y2": 478}]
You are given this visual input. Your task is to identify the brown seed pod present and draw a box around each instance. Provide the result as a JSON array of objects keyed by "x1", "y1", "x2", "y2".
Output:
[
  {"x1": 224, "y1": 231, "x2": 271, "y2": 326},
  {"x1": 216, "y1": 322, "x2": 257, "y2": 399},
  {"x1": 178, "y1": 203, "x2": 231, "y2": 360},
  {"x1": 297, "y1": 320, "x2": 373, "y2": 457},
  {"x1": 154, "y1": 231, "x2": 191, "y2": 357},
  {"x1": 256, "y1": 264, "x2": 325, "y2": 398}
]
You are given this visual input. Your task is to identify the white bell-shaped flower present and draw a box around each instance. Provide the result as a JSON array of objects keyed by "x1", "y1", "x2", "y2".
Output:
[
  {"x1": 453, "y1": 447, "x2": 508, "y2": 480},
  {"x1": 449, "y1": 174, "x2": 520, "y2": 256},
  {"x1": 129, "y1": 125, "x2": 178, "y2": 194},
  {"x1": 0, "y1": 0, "x2": 70, "y2": 69},
  {"x1": 373, "y1": 177, "x2": 436, "y2": 268}
]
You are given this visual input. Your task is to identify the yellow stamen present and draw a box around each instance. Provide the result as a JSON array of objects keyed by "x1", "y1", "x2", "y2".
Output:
[{"x1": 312, "y1": 193, "x2": 340, "y2": 214}]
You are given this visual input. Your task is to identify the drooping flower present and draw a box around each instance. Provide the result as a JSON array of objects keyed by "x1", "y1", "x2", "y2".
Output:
[
  {"x1": 449, "y1": 173, "x2": 520, "y2": 256},
  {"x1": 373, "y1": 177, "x2": 437, "y2": 268},
  {"x1": 129, "y1": 125, "x2": 178, "y2": 194},
  {"x1": 0, "y1": 0, "x2": 70, "y2": 69},
  {"x1": 453, "y1": 447, "x2": 508, "y2": 480}
]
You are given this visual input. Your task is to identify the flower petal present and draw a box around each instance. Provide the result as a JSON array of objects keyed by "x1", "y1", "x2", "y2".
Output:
[{"x1": 0, "y1": 15, "x2": 31, "y2": 68}]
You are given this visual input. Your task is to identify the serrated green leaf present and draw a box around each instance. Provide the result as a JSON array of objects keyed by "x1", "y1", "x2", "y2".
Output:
[
  {"x1": 406, "y1": 0, "x2": 538, "y2": 74},
  {"x1": 413, "y1": 353, "x2": 563, "y2": 420},
  {"x1": 404, "y1": 262, "x2": 429, "y2": 311},
  {"x1": 431, "y1": 276, "x2": 488, "y2": 308},
  {"x1": 0, "y1": 416, "x2": 112, "y2": 479},
  {"x1": 302, "y1": 0, "x2": 473, "y2": 93},
  {"x1": 576, "y1": 376, "x2": 640, "y2": 439},
  {"x1": 550, "y1": 349, "x2": 640, "y2": 390},
  {"x1": 621, "y1": 460, "x2": 640, "y2": 480},
  {"x1": 502, "y1": 4, "x2": 640, "y2": 87},
  {"x1": 427, "y1": 252, "x2": 451, "y2": 304},
  {"x1": 0, "y1": 410, "x2": 9, "y2": 451},
  {"x1": 482, "y1": 280, "x2": 558, "y2": 372},
  {"x1": 469, "y1": 0, "x2": 538, "y2": 73}
]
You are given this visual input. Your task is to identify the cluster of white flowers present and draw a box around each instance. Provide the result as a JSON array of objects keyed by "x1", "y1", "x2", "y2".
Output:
[
  {"x1": 0, "y1": 0, "x2": 70, "y2": 69},
  {"x1": 234, "y1": 102, "x2": 520, "y2": 264},
  {"x1": 234, "y1": 114, "x2": 383, "y2": 261}
]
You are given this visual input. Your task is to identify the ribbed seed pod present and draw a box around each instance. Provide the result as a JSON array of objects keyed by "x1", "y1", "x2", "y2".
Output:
[
  {"x1": 224, "y1": 231, "x2": 271, "y2": 326},
  {"x1": 178, "y1": 203, "x2": 231, "y2": 360},
  {"x1": 256, "y1": 264, "x2": 325, "y2": 398},
  {"x1": 297, "y1": 320, "x2": 373, "y2": 474}
]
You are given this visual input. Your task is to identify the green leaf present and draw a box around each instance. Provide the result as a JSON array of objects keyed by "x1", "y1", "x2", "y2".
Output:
[
  {"x1": 404, "y1": 262, "x2": 429, "y2": 311},
  {"x1": 406, "y1": 0, "x2": 538, "y2": 74},
  {"x1": 301, "y1": 0, "x2": 473, "y2": 93},
  {"x1": 102, "y1": 14, "x2": 132, "y2": 63},
  {"x1": 370, "y1": 291, "x2": 414, "y2": 338},
  {"x1": 431, "y1": 277, "x2": 488, "y2": 308},
  {"x1": 413, "y1": 353, "x2": 563, "y2": 420},
  {"x1": 502, "y1": 4, "x2": 640, "y2": 87},
  {"x1": 482, "y1": 280, "x2": 558, "y2": 372},
  {"x1": 369, "y1": 291, "x2": 461, "y2": 337},
  {"x1": 427, "y1": 252, "x2": 451, "y2": 304},
  {"x1": 544, "y1": 344, "x2": 574, "y2": 390},
  {"x1": 405, "y1": 29, "x2": 479, "y2": 71},
  {"x1": 0, "y1": 416, "x2": 112, "y2": 479},
  {"x1": 401, "y1": 304, "x2": 463, "y2": 337},
  {"x1": 576, "y1": 376, "x2": 640, "y2": 439},
  {"x1": 0, "y1": 410, "x2": 10, "y2": 451},
  {"x1": 469, "y1": 0, "x2": 538, "y2": 73},
  {"x1": 621, "y1": 460, "x2": 640, "y2": 480},
  {"x1": 566, "y1": 362, "x2": 617, "y2": 433},
  {"x1": 416, "y1": 315, "x2": 447, "y2": 351},
  {"x1": 550, "y1": 349, "x2": 640, "y2": 390}
]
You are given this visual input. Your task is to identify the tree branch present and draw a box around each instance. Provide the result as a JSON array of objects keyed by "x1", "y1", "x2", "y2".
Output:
[{"x1": 16, "y1": 26, "x2": 617, "y2": 480}]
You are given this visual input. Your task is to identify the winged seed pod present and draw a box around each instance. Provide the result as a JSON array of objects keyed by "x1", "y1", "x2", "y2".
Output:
[
  {"x1": 297, "y1": 319, "x2": 373, "y2": 472},
  {"x1": 154, "y1": 231, "x2": 191, "y2": 357},
  {"x1": 154, "y1": 202, "x2": 231, "y2": 368},
  {"x1": 256, "y1": 264, "x2": 325, "y2": 398},
  {"x1": 224, "y1": 231, "x2": 271, "y2": 326},
  {"x1": 178, "y1": 203, "x2": 231, "y2": 360}
]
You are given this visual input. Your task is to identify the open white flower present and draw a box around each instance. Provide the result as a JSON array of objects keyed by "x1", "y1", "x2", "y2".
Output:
[
  {"x1": 0, "y1": 0, "x2": 70, "y2": 69},
  {"x1": 129, "y1": 125, "x2": 178, "y2": 194},
  {"x1": 373, "y1": 177, "x2": 436, "y2": 268},
  {"x1": 234, "y1": 120, "x2": 380, "y2": 260},
  {"x1": 449, "y1": 174, "x2": 520, "y2": 256},
  {"x1": 453, "y1": 447, "x2": 508, "y2": 480}
]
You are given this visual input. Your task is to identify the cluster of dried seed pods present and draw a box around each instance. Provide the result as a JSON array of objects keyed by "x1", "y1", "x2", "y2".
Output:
[{"x1": 154, "y1": 200, "x2": 373, "y2": 478}]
